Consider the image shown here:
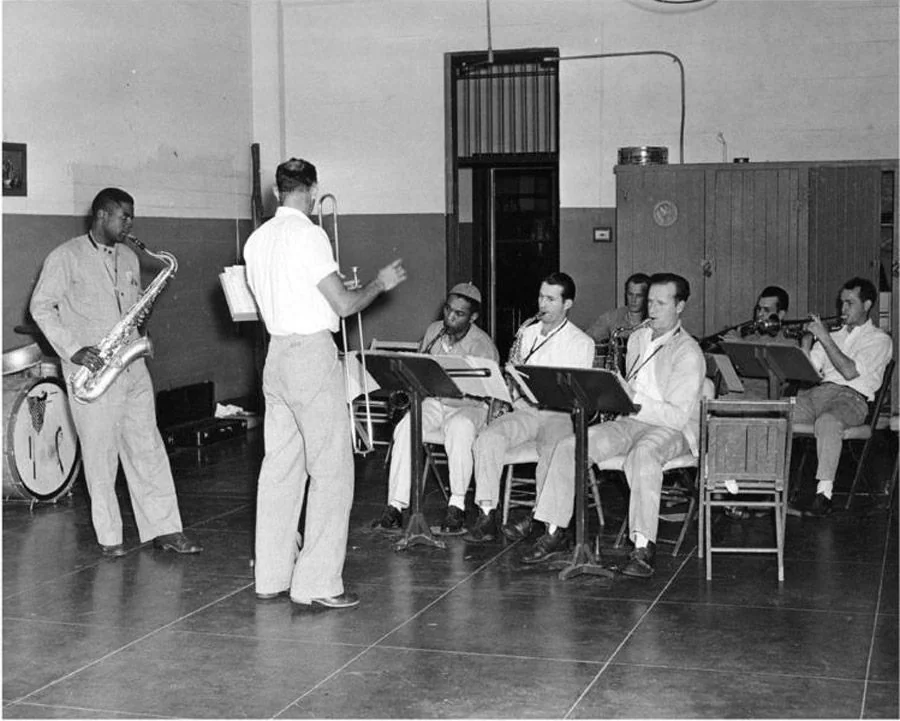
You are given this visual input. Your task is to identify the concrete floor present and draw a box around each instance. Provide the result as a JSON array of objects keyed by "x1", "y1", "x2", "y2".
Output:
[{"x1": 2, "y1": 427, "x2": 898, "y2": 719}]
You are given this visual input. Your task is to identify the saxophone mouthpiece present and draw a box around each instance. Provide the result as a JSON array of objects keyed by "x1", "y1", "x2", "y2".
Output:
[{"x1": 125, "y1": 234, "x2": 145, "y2": 250}]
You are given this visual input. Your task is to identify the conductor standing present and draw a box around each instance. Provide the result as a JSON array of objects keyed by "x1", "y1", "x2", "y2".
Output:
[{"x1": 244, "y1": 157, "x2": 406, "y2": 609}]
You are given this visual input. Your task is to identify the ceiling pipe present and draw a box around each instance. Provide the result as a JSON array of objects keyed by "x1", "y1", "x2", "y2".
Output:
[{"x1": 545, "y1": 51, "x2": 686, "y2": 164}]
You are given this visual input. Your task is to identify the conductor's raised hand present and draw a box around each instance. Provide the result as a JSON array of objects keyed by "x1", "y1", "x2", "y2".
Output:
[{"x1": 377, "y1": 259, "x2": 407, "y2": 292}]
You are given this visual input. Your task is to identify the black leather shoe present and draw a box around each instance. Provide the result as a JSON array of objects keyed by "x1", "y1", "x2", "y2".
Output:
[
  {"x1": 464, "y1": 508, "x2": 497, "y2": 543},
  {"x1": 153, "y1": 532, "x2": 203, "y2": 554},
  {"x1": 372, "y1": 504, "x2": 403, "y2": 531},
  {"x1": 100, "y1": 543, "x2": 126, "y2": 558},
  {"x1": 439, "y1": 505, "x2": 466, "y2": 535},
  {"x1": 804, "y1": 493, "x2": 833, "y2": 518},
  {"x1": 520, "y1": 527, "x2": 569, "y2": 564},
  {"x1": 501, "y1": 513, "x2": 534, "y2": 541},
  {"x1": 621, "y1": 544, "x2": 655, "y2": 579},
  {"x1": 292, "y1": 591, "x2": 360, "y2": 609}
]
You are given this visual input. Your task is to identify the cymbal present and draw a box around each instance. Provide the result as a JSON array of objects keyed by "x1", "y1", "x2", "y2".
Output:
[{"x1": 14, "y1": 324, "x2": 41, "y2": 336}]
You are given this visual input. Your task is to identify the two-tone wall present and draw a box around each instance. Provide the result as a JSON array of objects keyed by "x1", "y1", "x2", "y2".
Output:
[{"x1": 4, "y1": 0, "x2": 898, "y2": 403}]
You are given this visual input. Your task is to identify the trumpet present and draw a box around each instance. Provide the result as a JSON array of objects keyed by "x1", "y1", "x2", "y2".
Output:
[
  {"x1": 755, "y1": 314, "x2": 842, "y2": 338},
  {"x1": 318, "y1": 193, "x2": 374, "y2": 455}
]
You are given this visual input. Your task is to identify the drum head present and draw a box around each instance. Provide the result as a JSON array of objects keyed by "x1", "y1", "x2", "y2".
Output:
[
  {"x1": 4, "y1": 377, "x2": 81, "y2": 501},
  {"x1": 2, "y1": 343, "x2": 43, "y2": 375}
]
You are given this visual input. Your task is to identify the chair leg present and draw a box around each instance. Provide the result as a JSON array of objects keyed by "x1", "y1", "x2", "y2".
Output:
[
  {"x1": 671, "y1": 495, "x2": 697, "y2": 557},
  {"x1": 614, "y1": 516, "x2": 628, "y2": 548},
  {"x1": 501, "y1": 465, "x2": 513, "y2": 526},
  {"x1": 704, "y1": 492, "x2": 713, "y2": 581},
  {"x1": 697, "y1": 492, "x2": 705, "y2": 560},
  {"x1": 844, "y1": 437, "x2": 875, "y2": 510},
  {"x1": 775, "y1": 491, "x2": 785, "y2": 583},
  {"x1": 588, "y1": 467, "x2": 605, "y2": 529}
]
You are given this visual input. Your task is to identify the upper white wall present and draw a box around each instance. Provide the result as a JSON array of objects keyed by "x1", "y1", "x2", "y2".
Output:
[
  {"x1": 2, "y1": 0, "x2": 254, "y2": 218},
  {"x1": 266, "y1": 0, "x2": 898, "y2": 212},
  {"x1": 4, "y1": 0, "x2": 897, "y2": 217}
]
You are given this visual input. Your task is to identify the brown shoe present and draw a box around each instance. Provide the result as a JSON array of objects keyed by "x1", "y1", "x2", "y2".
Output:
[{"x1": 153, "y1": 532, "x2": 203, "y2": 554}]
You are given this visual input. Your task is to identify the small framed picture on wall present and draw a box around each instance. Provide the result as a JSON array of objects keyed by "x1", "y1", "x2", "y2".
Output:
[{"x1": 3, "y1": 142, "x2": 27, "y2": 196}]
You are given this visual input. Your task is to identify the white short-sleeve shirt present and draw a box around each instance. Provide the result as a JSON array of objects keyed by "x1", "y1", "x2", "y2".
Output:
[{"x1": 244, "y1": 206, "x2": 340, "y2": 335}]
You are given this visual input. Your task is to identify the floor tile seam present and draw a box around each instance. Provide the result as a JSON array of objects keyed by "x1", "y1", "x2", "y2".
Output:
[
  {"x1": 603, "y1": 660, "x2": 873, "y2": 683},
  {"x1": 1, "y1": 700, "x2": 178, "y2": 719},
  {"x1": 563, "y1": 548, "x2": 696, "y2": 720},
  {"x1": 0, "y1": 554, "x2": 142, "y2": 601},
  {"x1": 270, "y1": 539, "x2": 525, "y2": 719},
  {"x1": 6, "y1": 580, "x2": 254, "y2": 707},
  {"x1": 371, "y1": 642, "x2": 607, "y2": 665},
  {"x1": 0, "y1": 544, "x2": 254, "y2": 601},
  {"x1": 164, "y1": 626, "x2": 371, "y2": 649},
  {"x1": 859, "y1": 502, "x2": 896, "y2": 719},
  {"x1": 654, "y1": 598, "x2": 882, "y2": 617},
  {"x1": 185, "y1": 503, "x2": 253, "y2": 529}
]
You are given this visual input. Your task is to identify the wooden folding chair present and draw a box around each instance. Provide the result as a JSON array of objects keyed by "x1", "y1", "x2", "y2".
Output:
[{"x1": 698, "y1": 398, "x2": 795, "y2": 582}]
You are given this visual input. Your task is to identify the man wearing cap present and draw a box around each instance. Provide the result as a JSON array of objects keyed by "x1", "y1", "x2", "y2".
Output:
[{"x1": 372, "y1": 283, "x2": 500, "y2": 535}]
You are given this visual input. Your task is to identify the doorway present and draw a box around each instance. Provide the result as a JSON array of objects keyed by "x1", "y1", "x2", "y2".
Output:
[
  {"x1": 445, "y1": 48, "x2": 559, "y2": 359},
  {"x1": 471, "y1": 165, "x2": 559, "y2": 358}
]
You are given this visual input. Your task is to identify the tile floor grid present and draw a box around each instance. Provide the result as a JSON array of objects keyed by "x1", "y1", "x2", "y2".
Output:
[
  {"x1": 4, "y1": 582, "x2": 253, "y2": 709},
  {"x1": 563, "y1": 548, "x2": 698, "y2": 718},
  {"x1": 4, "y1": 429, "x2": 897, "y2": 718},
  {"x1": 272, "y1": 539, "x2": 524, "y2": 718}
]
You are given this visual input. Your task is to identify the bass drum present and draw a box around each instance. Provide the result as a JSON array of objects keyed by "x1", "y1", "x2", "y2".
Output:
[{"x1": 3, "y1": 375, "x2": 81, "y2": 502}]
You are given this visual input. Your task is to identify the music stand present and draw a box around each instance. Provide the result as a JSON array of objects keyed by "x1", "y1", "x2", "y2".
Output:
[
  {"x1": 364, "y1": 351, "x2": 463, "y2": 551},
  {"x1": 512, "y1": 365, "x2": 638, "y2": 580},
  {"x1": 720, "y1": 340, "x2": 819, "y2": 399}
]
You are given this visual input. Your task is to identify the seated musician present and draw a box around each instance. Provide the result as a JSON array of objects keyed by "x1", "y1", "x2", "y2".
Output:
[
  {"x1": 722, "y1": 285, "x2": 796, "y2": 400},
  {"x1": 519, "y1": 273, "x2": 705, "y2": 579},
  {"x1": 371, "y1": 283, "x2": 499, "y2": 535},
  {"x1": 467, "y1": 272, "x2": 595, "y2": 543},
  {"x1": 586, "y1": 272, "x2": 650, "y2": 347},
  {"x1": 791, "y1": 277, "x2": 892, "y2": 517}
]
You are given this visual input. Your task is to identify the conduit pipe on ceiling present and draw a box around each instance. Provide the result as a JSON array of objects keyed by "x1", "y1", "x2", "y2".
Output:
[{"x1": 543, "y1": 51, "x2": 686, "y2": 164}]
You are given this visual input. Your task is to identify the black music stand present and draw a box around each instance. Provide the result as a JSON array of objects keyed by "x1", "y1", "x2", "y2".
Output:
[
  {"x1": 720, "y1": 340, "x2": 819, "y2": 399},
  {"x1": 364, "y1": 352, "x2": 463, "y2": 551},
  {"x1": 513, "y1": 365, "x2": 638, "y2": 580}
]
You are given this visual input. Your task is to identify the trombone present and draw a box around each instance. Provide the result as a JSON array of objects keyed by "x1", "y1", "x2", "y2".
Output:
[{"x1": 317, "y1": 193, "x2": 375, "y2": 455}]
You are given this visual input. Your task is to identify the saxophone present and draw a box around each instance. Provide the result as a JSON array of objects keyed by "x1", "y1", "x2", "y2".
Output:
[
  {"x1": 70, "y1": 235, "x2": 177, "y2": 403},
  {"x1": 508, "y1": 313, "x2": 543, "y2": 366}
]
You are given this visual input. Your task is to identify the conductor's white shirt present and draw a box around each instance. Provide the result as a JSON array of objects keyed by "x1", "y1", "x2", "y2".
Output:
[{"x1": 244, "y1": 206, "x2": 339, "y2": 336}]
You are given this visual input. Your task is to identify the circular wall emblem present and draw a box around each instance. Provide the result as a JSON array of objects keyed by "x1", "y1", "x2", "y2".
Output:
[{"x1": 653, "y1": 200, "x2": 678, "y2": 227}]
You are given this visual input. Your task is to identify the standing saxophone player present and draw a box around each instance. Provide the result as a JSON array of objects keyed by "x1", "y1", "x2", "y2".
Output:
[{"x1": 30, "y1": 187, "x2": 201, "y2": 557}]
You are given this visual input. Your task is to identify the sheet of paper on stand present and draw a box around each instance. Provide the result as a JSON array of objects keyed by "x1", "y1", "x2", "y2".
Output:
[
  {"x1": 431, "y1": 355, "x2": 511, "y2": 404},
  {"x1": 219, "y1": 265, "x2": 259, "y2": 322},
  {"x1": 342, "y1": 351, "x2": 381, "y2": 402}
]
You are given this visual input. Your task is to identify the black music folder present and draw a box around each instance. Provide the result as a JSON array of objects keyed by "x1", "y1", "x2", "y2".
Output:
[
  {"x1": 720, "y1": 340, "x2": 821, "y2": 385},
  {"x1": 510, "y1": 365, "x2": 637, "y2": 417}
]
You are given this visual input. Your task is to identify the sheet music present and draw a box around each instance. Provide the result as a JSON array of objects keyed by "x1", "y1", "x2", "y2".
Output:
[
  {"x1": 219, "y1": 265, "x2": 259, "y2": 322},
  {"x1": 506, "y1": 365, "x2": 539, "y2": 405},
  {"x1": 431, "y1": 355, "x2": 512, "y2": 405},
  {"x1": 342, "y1": 351, "x2": 381, "y2": 402},
  {"x1": 705, "y1": 353, "x2": 745, "y2": 394},
  {"x1": 347, "y1": 351, "x2": 512, "y2": 405}
]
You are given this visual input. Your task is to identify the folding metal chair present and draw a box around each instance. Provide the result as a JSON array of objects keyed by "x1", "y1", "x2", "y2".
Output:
[{"x1": 792, "y1": 359, "x2": 895, "y2": 510}]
